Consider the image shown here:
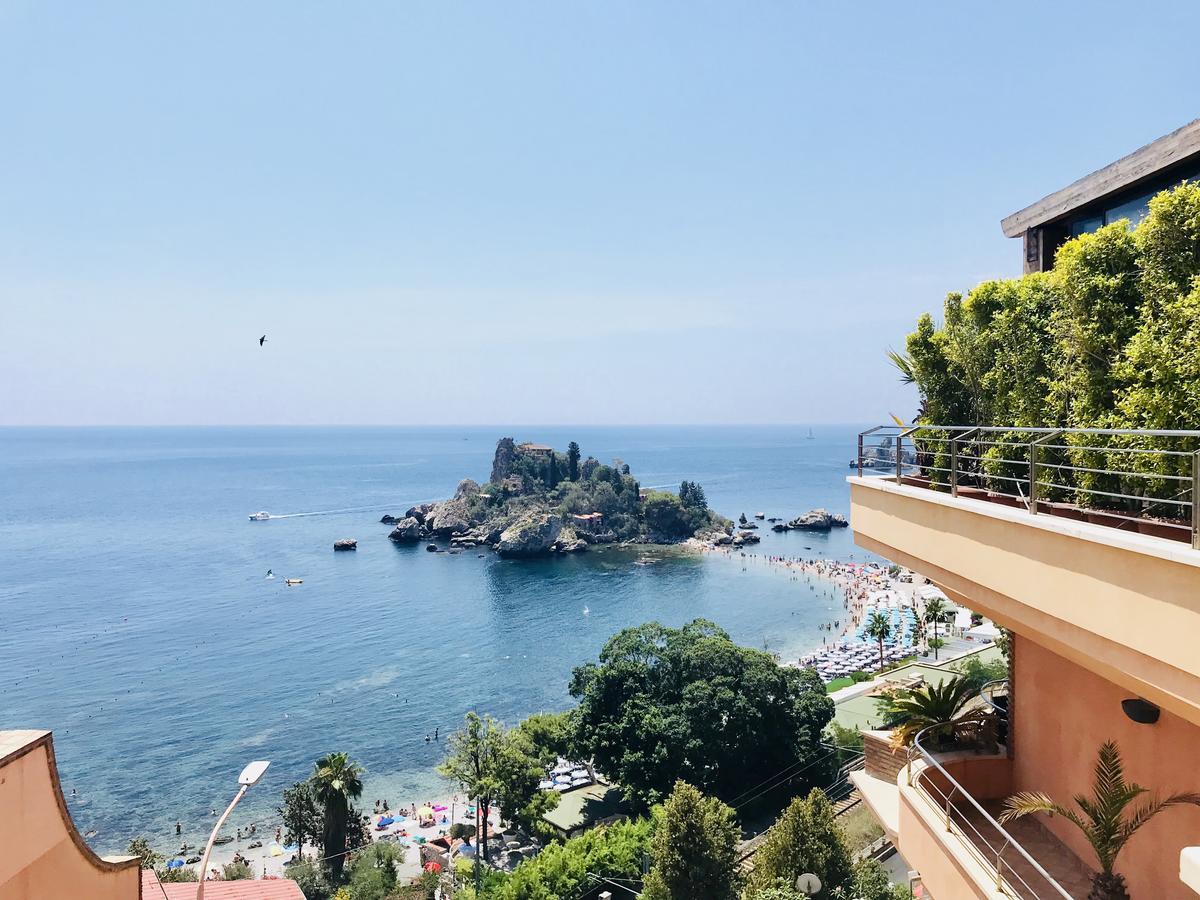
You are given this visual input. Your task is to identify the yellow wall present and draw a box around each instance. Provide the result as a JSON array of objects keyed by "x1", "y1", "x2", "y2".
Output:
[
  {"x1": 1013, "y1": 635, "x2": 1200, "y2": 900},
  {"x1": 849, "y1": 477, "x2": 1200, "y2": 727},
  {"x1": 0, "y1": 732, "x2": 140, "y2": 900}
]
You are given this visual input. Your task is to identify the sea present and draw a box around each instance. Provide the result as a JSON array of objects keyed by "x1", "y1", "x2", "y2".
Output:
[{"x1": 0, "y1": 425, "x2": 874, "y2": 854}]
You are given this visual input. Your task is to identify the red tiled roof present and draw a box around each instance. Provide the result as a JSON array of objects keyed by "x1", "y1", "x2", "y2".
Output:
[{"x1": 143, "y1": 870, "x2": 307, "y2": 899}]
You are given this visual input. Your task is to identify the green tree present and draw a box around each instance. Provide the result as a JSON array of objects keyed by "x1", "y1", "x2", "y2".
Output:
[
  {"x1": 547, "y1": 453, "x2": 560, "y2": 488},
  {"x1": 154, "y1": 864, "x2": 198, "y2": 883},
  {"x1": 567, "y1": 441, "x2": 581, "y2": 481},
  {"x1": 569, "y1": 620, "x2": 834, "y2": 809},
  {"x1": 835, "y1": 860, "x2": 910, "y2": 900},
  {"x1": 125, "y1": 837, "x2": 161, "y2": 870},
  {"x1": 311, "y1": 751, "x2": 364, "y2": 882},
  {"x1": 642, "y1": 781, "x2": 740, "y2": 900},
  {"x1": 221, "y1": 860, "x2": 253, "y2": 880},
  {"x1": 922, "y1": 596, "x2": 948, "y2": 660},
  {"x1": 949, "y1": 653, "x2": 1008, "y2": 693},
  {"x1": 642, "y1": 492, "x2": 693, "y2": 540},
  {"x1": 1001, "y1": 741, "x2": 1200, "y2": 900},
  {"x1": 278, "y1": 780, "x2": 322, "y2": 860},
  {"x1": 745, "y1": 883, "x2": 807, "y2": 900},
  {"x1": 862, "y1": 611, "x2": 891, "y2": 672},
  {"x1": 746, "y1": 789, "x2": 853, "y2": 898},
  {"x1": 345, "y1": 841, "x2": 401, "y2": 900},
  {"x1": 493, "y1": 817, "x2": 654, "y2": 900},
  {"x1": 438, "y1": 712, "x2": 504, "y2": 862},
  {"x1": 287, "y1": 859, "x2": 333, "y2": 900}
]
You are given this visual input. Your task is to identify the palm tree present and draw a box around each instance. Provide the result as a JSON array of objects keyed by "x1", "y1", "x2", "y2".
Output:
[
  {"x1": 923, "y1": 596, "x2": 948, "y2": 660},
  {"x1": 886, "y1": 675, "x2": 978, "y2": 747},
  {"x1": 863, "y1": 610, "x2": 892, "y2": 672},
  {"x1": 310, "y1": 751, "x2": 364, "y2": 882},
  {"x1": 1000, "y1": 741, "x2": 1200, "y2": 900}
]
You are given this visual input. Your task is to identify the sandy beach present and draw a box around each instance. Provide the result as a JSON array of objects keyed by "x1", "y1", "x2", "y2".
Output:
[{"x1": 172, "y1": 790, "x2": 501, "y2": 882}]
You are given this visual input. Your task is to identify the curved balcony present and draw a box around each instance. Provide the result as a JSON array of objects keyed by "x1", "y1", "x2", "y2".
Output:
[{"x1": 900, "y1": 716, "x2": 1094, "y2": 900}]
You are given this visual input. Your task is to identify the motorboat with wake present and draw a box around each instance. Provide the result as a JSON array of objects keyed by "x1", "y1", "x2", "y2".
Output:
[{"x1": 249, "y1": 511, "x2": 271, "y2": 521}]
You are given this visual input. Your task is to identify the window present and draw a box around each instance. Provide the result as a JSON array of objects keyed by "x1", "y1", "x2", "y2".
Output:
[
  {"x1": 1105, "y1": 193, "x2": 1153, "y2": 228},
  {"x1": 1070, "y1": 215, "x2": 1103, "y2": 238}
]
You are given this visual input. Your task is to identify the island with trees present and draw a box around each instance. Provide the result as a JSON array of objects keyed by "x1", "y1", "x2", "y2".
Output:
[{"x1": 384, "y1": 438, "x2": 733, "y2": 556}]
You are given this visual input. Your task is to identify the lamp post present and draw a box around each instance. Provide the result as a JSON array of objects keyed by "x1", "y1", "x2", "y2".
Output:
[{"x1": 196, "y1": 760, "x2": 271, "y2": 899}]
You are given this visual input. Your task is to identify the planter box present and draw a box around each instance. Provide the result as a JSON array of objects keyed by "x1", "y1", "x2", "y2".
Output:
[
  {"x1": 955, "y1": 486, "x2": 990, "y2": 501},
  {"x1": 1084, "y1": 508, "x2": 1131, "y2": 529},
  {"x1": 900, "y1": 475, "x2": 932, "y2": 490},
  {"x1": 1137, "y1": 517, "x2": 1192, "y2": 543},
  {"x1": 1044, "y1": 501, "x2": 1084, "y2": 521},
  {"x1": 986, "y1": 492, "x2": 1025, "y2": 509}
]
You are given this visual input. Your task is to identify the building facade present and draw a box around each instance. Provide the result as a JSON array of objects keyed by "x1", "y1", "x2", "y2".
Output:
[
  {"x1": 1003, "y1": 119, "x2": 1200, "y2": 273},
  {"x1": 847, "y1": 441, "x2": 1200, "y2": 899}
]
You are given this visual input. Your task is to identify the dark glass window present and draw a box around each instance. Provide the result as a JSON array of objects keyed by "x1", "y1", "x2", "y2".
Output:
[
  {"x1": 1105, "y1": 193, "x2": 1153, "y2": 228},
  {"x1": 1070, "y1": 215, "x2": 1104, "y2": 238}
]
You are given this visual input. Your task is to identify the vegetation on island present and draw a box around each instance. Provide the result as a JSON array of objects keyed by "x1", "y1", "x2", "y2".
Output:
[
  {"x1": 892, "y1": 182, "x2": 1200, "y2": 507},
  {"x1": 397, "y1": 438, "x2": 731, "y2": 555}
]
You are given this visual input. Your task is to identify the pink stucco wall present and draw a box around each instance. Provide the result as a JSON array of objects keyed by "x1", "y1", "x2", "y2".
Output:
[{"x1": 1013, "y1": 634, "x2": 1200, "y2": 899}]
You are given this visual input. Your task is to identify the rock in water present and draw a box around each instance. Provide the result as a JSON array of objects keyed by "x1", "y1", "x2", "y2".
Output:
[
  {"x1": 333, "y1": 539, "x2": 358, "y2": 551},
  {"x1": 496, "y1": 512, "x2": 562, "y2": 557},
  {"x1": 380, "y1": 514, "x2": 396, "y2": 524},
  {"x1": 388, "y1": 517, "x2": 423, "y2": 543},
  {"x1": 428, "y1": 497, "x2": 471, "y2": 535},
  {"x1": 784, "y1": 508, "x2": 850, "y2": 531},
  {"x1": 490, "y1": 437, "x2": 518, "y2": 484},
  {"x1": 405, "y1": 503, "x2": 436, "y2": 525}
]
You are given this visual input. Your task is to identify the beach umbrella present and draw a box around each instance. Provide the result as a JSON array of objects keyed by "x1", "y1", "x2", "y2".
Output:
[
  {"x1": 269, "y1": 844, "x2": 285, "y2": 857},
  {"x1": 417, "y1": 806, "x2": 435, "y2": 818},
  {"x1": 378, "y1": 816, "x2": 395, "y2": 827},
  {"x1": 166, "y1": 859, "x2": 185, "y2": 869},
  {"x1": 424, "y1": 861, "x2": 442, "y2": 872}
]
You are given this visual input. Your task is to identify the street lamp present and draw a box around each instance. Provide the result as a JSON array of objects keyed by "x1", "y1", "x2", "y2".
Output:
[{"x1": 196, "y1": 760, "x2": 271, "y2": 899}]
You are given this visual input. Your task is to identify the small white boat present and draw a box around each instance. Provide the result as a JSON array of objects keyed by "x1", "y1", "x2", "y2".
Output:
[{"x1": 249, "y1": 511, "x2": 271, "y2": 521}]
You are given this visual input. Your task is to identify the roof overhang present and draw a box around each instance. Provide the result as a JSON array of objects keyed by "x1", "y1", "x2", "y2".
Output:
[{"x1": 1001, "y1": 118, "x2": 1200, "y2": 237}]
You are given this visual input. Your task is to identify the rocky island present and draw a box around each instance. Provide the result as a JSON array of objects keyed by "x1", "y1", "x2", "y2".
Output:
[{"x1": 385, "y1": 438, "x2": 732, "y2": 557}]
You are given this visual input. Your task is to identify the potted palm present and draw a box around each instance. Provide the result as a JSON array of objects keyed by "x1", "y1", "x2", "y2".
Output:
[
  {"x1": 1000, "y1": 741, "x2": 1200, "y2": 900},
  {"x1": 886, "y1": 676, "x2": 980, "y2": 749}
]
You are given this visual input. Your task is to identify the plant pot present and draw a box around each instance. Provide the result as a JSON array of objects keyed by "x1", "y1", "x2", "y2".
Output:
[
  {"x1": 955, "y1": 486, "x2": 989, "y2": 501},
  {"x1": 900, "y1": 475, "x2": 932, "y2": 489},
  {"x1": 1137, "y1": 516, "x2": 1192, "y2": 543},
  {"x1": 1044, "y1": 501, "x2": 1084, "y2": 521},
  {"x1": 986, "y1": 492, "x2": 1024, "y2": 508},
  {"x1": 1084, "y1": 508, "x2": 1131, "y2": 530}
]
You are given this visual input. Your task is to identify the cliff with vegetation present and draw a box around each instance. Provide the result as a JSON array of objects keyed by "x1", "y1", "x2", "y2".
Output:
[{"x1": 387, "y1": 438, "x2": 731, "y2": 556}]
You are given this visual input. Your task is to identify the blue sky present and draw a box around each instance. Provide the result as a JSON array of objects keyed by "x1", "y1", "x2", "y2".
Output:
[{"x1": 2, "y1": 2, "x2": 1197, "y2": 425}]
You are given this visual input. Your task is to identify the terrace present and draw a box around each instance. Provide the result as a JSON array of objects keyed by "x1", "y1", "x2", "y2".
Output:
[{"x1": 849, "y1": 424, "x2": 1200, "y2": 729}]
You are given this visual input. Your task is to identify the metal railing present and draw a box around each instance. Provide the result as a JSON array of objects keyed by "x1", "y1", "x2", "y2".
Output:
[
  {"x1": 906, "y1": 715, "x2": 1073, "y2": 899},
  {"x1": 980, "y1": 680, "x2": 1009, "y2": 716},
  {"x1": 855, "y1": 425, "x2": 1200, "y2": 549}
]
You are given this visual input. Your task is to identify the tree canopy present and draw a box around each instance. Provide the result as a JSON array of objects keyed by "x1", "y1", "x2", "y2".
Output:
[
  {"x1": 642, "y1": 781, "x2": 740, "y2": 900},
  {"x1": 569, "y1": 619, "x2": 835, "y2": 809}
]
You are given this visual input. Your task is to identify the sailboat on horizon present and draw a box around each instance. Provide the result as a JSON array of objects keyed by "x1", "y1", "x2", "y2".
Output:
[{"x1": 806, "y1": 427, "x2": 815, "y2": 440}]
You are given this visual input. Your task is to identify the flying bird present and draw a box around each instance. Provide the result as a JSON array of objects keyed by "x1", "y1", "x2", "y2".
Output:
[{"x1": 259, "y1": 335, "x2": 267, "y2": 346}]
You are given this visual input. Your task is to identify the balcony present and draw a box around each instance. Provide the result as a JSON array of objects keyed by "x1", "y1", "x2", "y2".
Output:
[
  {"x1": 848, "y1": 424, "x2": 1200, "y2": 729},
  {"x1": 855, "y1": 716, "x2": 1093, "y2": 900}
]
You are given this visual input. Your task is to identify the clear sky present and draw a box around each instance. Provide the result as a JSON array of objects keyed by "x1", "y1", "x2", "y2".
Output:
[{"x1": 2, "y1": 2, "x2": 1197, "y2": 425}]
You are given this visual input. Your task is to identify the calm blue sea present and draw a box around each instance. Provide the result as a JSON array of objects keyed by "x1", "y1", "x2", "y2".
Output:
[{"x1": 0, "y1": 425, "x2": 871, "y2": 853}]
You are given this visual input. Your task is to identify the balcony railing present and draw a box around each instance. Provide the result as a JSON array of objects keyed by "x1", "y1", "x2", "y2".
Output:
[
  {"x1": 856, "y1": 425, "x2": 1200, "y2": 549},
  {"x1": 906, "y1": 715, "x2": 1074, "y2": 900}
]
